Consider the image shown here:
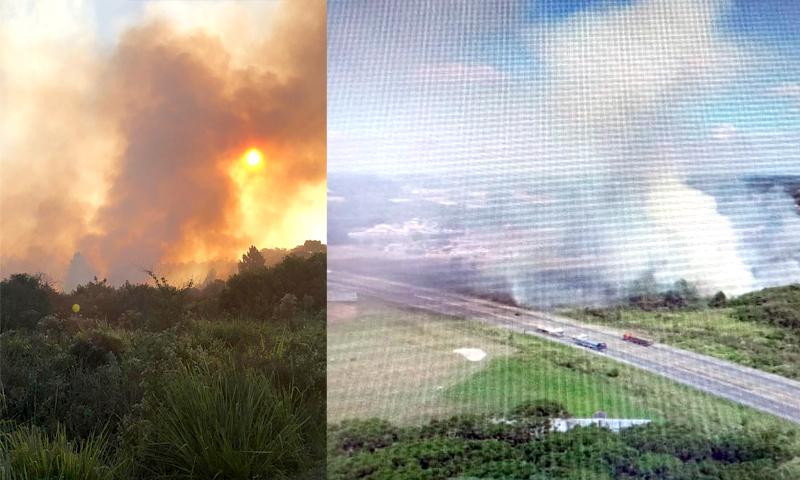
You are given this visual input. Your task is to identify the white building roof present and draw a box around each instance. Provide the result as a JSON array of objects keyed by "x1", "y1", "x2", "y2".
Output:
[{"x1": 551, "y1": 418, "x2": 651, "y2": 433}]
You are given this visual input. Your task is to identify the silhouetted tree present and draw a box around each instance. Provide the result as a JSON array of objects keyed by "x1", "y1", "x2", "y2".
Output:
[
  {"x1": 670, "y1": 279, "x2": 700, "y2": 308},
  {"x1": 709, "y1": 291, "x2": 727, "y2": 308},
  {"x1": 238, "y1": 245, "x2": 266, "y2": 274},
  {"x1": 628, "y1": 271, "x2": 661, "y2": 310},
  {"x1": 0, "y1": 273, "x2": 55, "y2": 331}
]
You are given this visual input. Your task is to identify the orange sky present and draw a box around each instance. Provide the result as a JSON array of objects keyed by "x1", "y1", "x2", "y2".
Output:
[{"x1": 0, "y1": 0, "x2": 326, "y2": 287}]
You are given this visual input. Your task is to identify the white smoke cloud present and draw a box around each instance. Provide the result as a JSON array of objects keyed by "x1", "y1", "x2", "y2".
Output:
[
  {"x1": 499, "y1": 0, "x2": 758, "y2": 295},
  {"x1": 330, "y1": 0, "x2": 800, "y2": 303}
]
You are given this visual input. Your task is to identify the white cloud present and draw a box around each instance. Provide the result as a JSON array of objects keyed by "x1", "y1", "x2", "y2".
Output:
[{"x1": 348, "y1": 219, "x2": 447, "y2": 241}]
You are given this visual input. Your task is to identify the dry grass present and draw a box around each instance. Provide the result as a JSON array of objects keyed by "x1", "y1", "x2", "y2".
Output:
[{"x1": 327, "y1": 300, "x2": 512, "y2": 424}]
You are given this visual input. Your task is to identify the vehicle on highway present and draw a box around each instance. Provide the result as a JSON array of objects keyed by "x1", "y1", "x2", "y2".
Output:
[
  {"x1": 536, "y1": 325, "x2": 565, "y2": 337},
  {"x1": 622, "y1": 332, "x2": 654, "y2": 346},
  {"x1": 572, "y1": 334, "x2": 607, "y2": 351}
]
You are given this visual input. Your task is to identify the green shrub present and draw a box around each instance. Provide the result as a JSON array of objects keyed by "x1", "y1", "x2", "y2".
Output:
[
  {"x1": 0, "y1": 425, "x2": 115, "y2": 480},
  {"x1": 69, "y1": 330, "x2": 125, "y2": 369},
  {"x1": 0, "y1": 331, "x2": 72, "y2": 431},
  {"x1": 510, "y1": 399, "x2": 569, "y2": 419},
  {"x1": 619, "y1": 424, "x2": 713, "y2": 462},
  {"x1": 328, "y1": 419, "x2": 402, "y2": 456},
  {"x1": 64, "y1": 363, "x2": 134, "y2": 440},
  {"x1": 710, "y1": 291, "x2": 727, "y2": 308},
  {"x1": 732, "y1": 284, "x2": 800, "y2": 330}
]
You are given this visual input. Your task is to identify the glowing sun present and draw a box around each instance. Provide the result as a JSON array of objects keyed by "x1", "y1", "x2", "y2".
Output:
[{"x1": 244, "y1": 148, "x2": 264, "y2": 167}]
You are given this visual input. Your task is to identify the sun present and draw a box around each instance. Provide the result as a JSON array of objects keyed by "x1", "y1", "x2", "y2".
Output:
[{"x1": 244, "y1": 148, "x2": 264, "y2": 167}]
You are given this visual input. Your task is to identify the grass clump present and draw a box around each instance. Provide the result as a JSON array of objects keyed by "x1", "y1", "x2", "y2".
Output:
[
  {"x1": 0, "y1": 425, "x2": 115, "y2": 480},
  {"x1": 138, "y1": 367, "x2": 309, "y2": 479}
]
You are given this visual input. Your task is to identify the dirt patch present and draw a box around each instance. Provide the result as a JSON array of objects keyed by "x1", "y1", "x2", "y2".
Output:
[{"x1": 453, "y1": 348, "x2": 487, "y2": 362}]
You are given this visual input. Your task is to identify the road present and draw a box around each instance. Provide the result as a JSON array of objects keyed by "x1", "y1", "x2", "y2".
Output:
[{"x1": 329, "y1": 270, "x2": 800, "y2": 424}]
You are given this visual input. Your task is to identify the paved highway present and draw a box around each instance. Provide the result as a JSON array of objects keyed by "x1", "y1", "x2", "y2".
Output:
[{"x1": 329, "y1": 270, "x2": 800, "y2": 424}]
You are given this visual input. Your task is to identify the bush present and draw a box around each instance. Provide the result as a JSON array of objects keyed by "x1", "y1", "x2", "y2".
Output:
[
  {"x1": 732, "y1": 284, "x2": 800, "y2": 330},
  {"x1": 510, "y1": 400, "x2": 569, "y2": 419},
  {"x1": 0, "y1": 425, "x2": 114, "y2": 480},
  {"x1": 328, "y1": 419, "x2": 402, "y2": 456},
  {"x1": 220, "y1": 254, "x2": 326, "y2": 320},
  {"x1": 65, "y1": 362, "x2": 135, "y2": 440},
  {"x1": 1, "y1": 274, "x2": 55, "y2": 331},
  {"x1": 626, "y1": 275, "x2": 704, "y2": 311},
  {"x1": 0, "y1": 331, "x2": 72, "y2": 432},
  {"x1": 619, "y1": 424, "x2": 713, "y2": 462},
  {"x1": 69, "y1": 330, "x2": 125, "y2": 369},
  {"x1": 709, "y1": 291, "x2": 727, "y2": 308}
]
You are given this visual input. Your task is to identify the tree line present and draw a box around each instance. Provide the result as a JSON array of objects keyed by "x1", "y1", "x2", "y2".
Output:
[{"x1": 328, "y1": 401, "x2": 799, "y2": 479}]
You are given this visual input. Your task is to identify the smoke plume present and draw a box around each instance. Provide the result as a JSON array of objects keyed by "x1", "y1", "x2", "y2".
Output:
[
  {"x1": 329, "y1": 0, "x2": 800, "y2": 305},
  {"x1": 1, "y1": 0, "x2": 325, "y2": 287}
]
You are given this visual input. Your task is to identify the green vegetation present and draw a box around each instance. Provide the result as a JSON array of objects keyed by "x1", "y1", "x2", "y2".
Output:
[
  {"x1": 449, "y1": 320, "x2": 791, "y2": 429},
  {"x1": 328, "y1": 402, "x2": 800, "y2": 479},
  {"x1": 1, "y1": 426, "x2": 115, "y2": 480},
  {"x1": 447, "y1": 356, "x2": 647, "y2": 419},
  {"x1": 139, "y1": 367, "x2": 309, "y2": 479},
  {"x1": 330, "y1": 301, "x2": 783, "y2": 428},
  {"x1": 731, "y1": 284, "x2": 800, "y2": 329},
  {"x1": 0, "y1": 251, "x2": 325, "y2": 479},
  {"x1": 564, "y1": 283, "x2": 800, "y2": 379},
  {"x1": 329, "y1": 299, "x2": 800, "y2": 478}
]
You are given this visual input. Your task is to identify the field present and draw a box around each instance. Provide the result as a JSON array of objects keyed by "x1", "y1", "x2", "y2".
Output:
[
  {"x1": 563, "y1": 307, "x2": 800, "y2": 380},
  {"x1": 328, "y1": 299, "x2": 791, "y2": 434},
  {"x1": 327, "y1": 300, "x2": 513, "y2": 424}
]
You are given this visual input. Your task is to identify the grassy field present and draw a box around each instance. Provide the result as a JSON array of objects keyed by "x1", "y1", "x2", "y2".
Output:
[
  {"x1": 327, "y1": 300, "x2": 513, "y2": 424},
  {"x1": 328, "y1": 299, "x2": 793, "y2": 436},
  {"x1": 563, "y1": 307, "x2": 800, "y2": 380}
]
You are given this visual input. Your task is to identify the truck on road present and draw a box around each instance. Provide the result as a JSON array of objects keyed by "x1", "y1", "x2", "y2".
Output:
[
  {"x1": 572, "y1": 334, "x2": 607, "y2": 351},
  {"x1": 536, "y1": 325, "x2": 565, "y2": 337},
  {"x1": 622, "y1": 332, "x2": 654, "y2": 346}
]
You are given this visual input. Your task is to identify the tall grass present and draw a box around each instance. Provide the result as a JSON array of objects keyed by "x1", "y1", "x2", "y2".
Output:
[
  {"x1": 0, "y1": 425, "x2": 114, "y2": 480},
  {"x1": 139, "y1": 366, "x2": 310, "y2": 479}
]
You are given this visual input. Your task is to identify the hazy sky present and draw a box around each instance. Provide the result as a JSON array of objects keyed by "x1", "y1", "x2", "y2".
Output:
[
  {"x1": 328, "y1": 0, "x2": 800, "y2": 299},
  {"x1": 329, "y1": 0, "x2": 800, "y2": 177},
  {"x1": 1, "y1": 0, "x2": 326, "y2": 286}
]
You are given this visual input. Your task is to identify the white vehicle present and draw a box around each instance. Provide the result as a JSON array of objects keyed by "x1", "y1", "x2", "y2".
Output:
[{"x1": 535, "y1": 325, "x2": 565, "y2": 337}]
